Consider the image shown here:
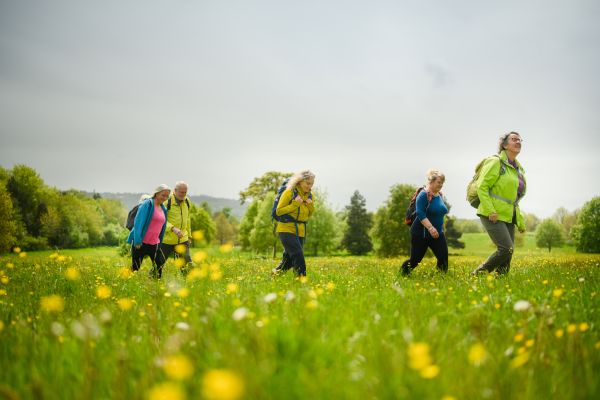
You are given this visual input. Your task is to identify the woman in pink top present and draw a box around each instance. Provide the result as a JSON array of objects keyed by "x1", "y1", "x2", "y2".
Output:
[{"x1": 127, "y1": 184, "x2": 170, "y2": 278}]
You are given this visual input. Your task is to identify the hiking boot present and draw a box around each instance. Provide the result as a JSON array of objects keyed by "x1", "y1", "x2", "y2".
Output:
[
  {"x1": 470, "y1": 265, "x2": 487, "y2": 276},
  {"x1": 401, "y1": 263, "x2": 411, "y2": 276},
  {"x1": 271, "y1": 268, "x2": 281, "y2": 276}
]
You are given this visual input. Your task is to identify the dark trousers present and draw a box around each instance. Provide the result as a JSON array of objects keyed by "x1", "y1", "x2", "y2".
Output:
[
  {"x1": 401, "y1": 232, "x2": 448, "y2": 274},
  {"x1": 159, "y1": 241, "x2": 192, "y2": 264},
  {"x1": 275, "y1": 233, "x2": 306, "y2": 276},
  {"x1": 479, "y1": 216, "x2": 515, "y2": 274},
  {"x1": 131, "y1": 243, "x2": 166, "y2": 278}
]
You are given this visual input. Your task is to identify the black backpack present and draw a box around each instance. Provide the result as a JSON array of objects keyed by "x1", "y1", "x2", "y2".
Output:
[
  {"x1": 271, "y1": 178, "x2": 312, "y2": 223},
  {"x1": 404, "y1": 187, "x2": 434, "y2": 226},
  {"x1": 125, "y1": 204, "x2": 140, "y2": 231}
]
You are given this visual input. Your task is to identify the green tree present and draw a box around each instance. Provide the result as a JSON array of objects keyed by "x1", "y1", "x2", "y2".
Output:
[
  {"x1": 522, "y1": 212, "x2": 540, "y2": 232},
  {"x1": 239, "y1": 171, "x2": 292, "y2": 204},
  {"x1": 535, "y1": 219, "x2": 565, "y2": 252},
  {"x1": 455, "y1": 219, "x2": 483, "y2": 233},
  {"x1": 0, "y1": 184, "x2": 17, "y2": 253},
  {"x1": 6, "y1": 164, "x2": 47, "y2": 238},
  {"x1": 444, "y1": 216, "x2": 465, "y2": 249},
  {"x1": 372, "y1": 184, "x2": 416, "y2": 257},
  {"x1": 571, "y1": 196, "x2": 600, "y2": 253},
  {"x1": 552, "y1": 207, "x2": 579, "y2": 241},
  {"x1": 341, "y1": 190, "x2": 372, "y2": 255},
  {"x1": 214, "y1": 211, "x2": 236, "y2": 245},
  {"x1": 250, "y1": 193, "x2": 278, "y2": 255},
  {"x1": 190, "y1": 203, "x2": 216, "y2": 246},
  {"x1": 306, "y1": 189, "x2": 339, "y2": 256},
  {"x1": 238, "y1": 200, "x2": 259, "y2": 251}
]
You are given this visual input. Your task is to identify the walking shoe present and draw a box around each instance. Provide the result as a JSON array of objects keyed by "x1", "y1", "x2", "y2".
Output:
[
  {"x1": 271, "y1": 268, "x2": 280, "y2": 276},
  {"x1": 470, "y1": 265, "x2": 486, "y2": 276}
]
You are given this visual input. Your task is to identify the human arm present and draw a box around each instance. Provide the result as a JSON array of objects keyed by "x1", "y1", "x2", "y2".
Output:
[{"x1": 276, "y1": 189, "x2": 301, "y2": 216}]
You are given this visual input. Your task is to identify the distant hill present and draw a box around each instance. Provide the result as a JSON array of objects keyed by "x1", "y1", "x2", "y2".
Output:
[{"x1": 85, "y1": 192, "x2": 247, "y2": 219}]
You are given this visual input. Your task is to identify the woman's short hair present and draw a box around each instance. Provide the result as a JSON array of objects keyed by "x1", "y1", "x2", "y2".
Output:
[
  {"x1": 498, "y1": 131, "x2": 521, "y2": 154},
  {"x1": 426, "y1": 169, "x2": 445, "y2": 183},
  {"x1": 287, "y1": 170, "x2": 316, "y2": 190},
  {"x1": 152, "y1": 184, "x2": 171, "y2": 198}
]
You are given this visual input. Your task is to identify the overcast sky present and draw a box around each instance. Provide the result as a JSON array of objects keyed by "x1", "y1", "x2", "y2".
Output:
[{"x1": 1, "y1": 0, "x2": 599, "y2": 219}]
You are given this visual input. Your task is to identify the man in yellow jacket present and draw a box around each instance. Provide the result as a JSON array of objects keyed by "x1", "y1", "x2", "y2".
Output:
[{"x1": 159, "y1": 181, "x2": 193, "y2": 272}]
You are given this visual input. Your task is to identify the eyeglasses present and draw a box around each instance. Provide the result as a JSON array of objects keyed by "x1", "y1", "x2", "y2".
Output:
[{"x1": 510, "y1": 137, "x2": 523, "y2": 143}]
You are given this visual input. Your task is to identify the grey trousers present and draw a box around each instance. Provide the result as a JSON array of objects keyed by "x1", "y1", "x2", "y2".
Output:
[{"x1": 479, "y1": 216, "x2": 515, "y2": 274}]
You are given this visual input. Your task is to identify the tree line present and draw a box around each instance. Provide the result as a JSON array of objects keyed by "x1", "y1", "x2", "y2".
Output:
[{"x1": 1, "y1": 166, "x2": 598, "y2": 255}]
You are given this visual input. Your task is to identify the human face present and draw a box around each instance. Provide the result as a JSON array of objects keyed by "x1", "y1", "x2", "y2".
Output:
[
  {"x1": 299, "y1": 178, "x2": 314, "y2": 193},
  {"x1": 504, "y1": 133, "x2": 522, "y2": 156},
  {"x1": 155, "y1": 190, "x2": 170, "y2": 204},
  {"x1": 428, "y1": 177, "x2": 444, "y2": 194},
  {"x1": 174, "y1": 184, "x2": 188, "y2": 201}
]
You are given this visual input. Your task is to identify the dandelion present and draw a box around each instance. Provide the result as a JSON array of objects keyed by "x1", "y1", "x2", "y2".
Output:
[
  {"x1": 117, "y1": 267, "x2": 133, "y2": 279},
  {"x1": 40, "y1": 295, "x2": 65, "y2": 313},
  {"x1": 408, "y1": 342, "x2": 432, "y2": 370},
  {"x1": 482, "y1": 295, "x2": 489, "y2": 303},
  {"x1": 192, "y1": 230, "x2": 204, "y2": 241},
  {"x1": 162, "y1": 354, "x2": 194, "y2": 381},
  {"x1": 263, "y1": 293, "x2": 277, "y2": 303},
  {"x1": 567, "y1": 324, "x2": 577, "y2": 334},
  {"x1": 49, "y1": 252, "x2": 59, "y2": 259},
  {"x1": 186, "y1": 268, "x2": 204, "y2": 281},
  {"x1": 175, "y1": 258, "x2": 187, "y2": 269},
  {"x1": 147, "y1": 382, "x2": 186, "y2": 400},
  {"x1": 175, "y1": 244, "x2": 187, "y2": 255},
  {"x1": 226, "y1": 283, "x2": 239, "y2": 295},
  {"x1": 306, "y1": 300, "x2": 318, "y2": 309},
  {"x1": 468, "y1": 343, "x2": 488, "y2": 366},
  {"x1": 13, "y1": 247, "x2": 21, "y2": 254},
  {"x1": 65, "y1": 267, "x2": 80, "y2": 281},
  {"x1": 0, "y1": 289, "x2": 6, "y2": 296},
  {"x1": 513, "y1": 300, "x2": 531, "y2": 312},
  {"x1": 510, "y1": 352, "x2": 530, "y2": 368},
  {"x1": 177, "y1": 288, "x2": 190, "y2": 298},
  {"x1": 419, "y1": 365, "x2": 440, "y2": 379},
  {"x1": 202, "y1": 369, "x2": 245, "y2": 400},
  {"x1": 579, "y1": 322, "x2": 589, "y2": 332},
  {"x1": 514, "y1": 333, "x2": 524, "y2": 342},
  {"x1": 442, "y1": 396, "x2": 457, "y2": 400},
  {"x1": 219, "y1": 243, "x2": 234, "y2": 253},
  {"x1": 6, "y1": 263, "x2": 14, "y2": 269},
  {"x1": 19, "y1": 252, "x2": 27, "y2": 258},
  {"x1": 326, "y1": 282, "x2": 336, "y2": 290},
  {"x1": 232, "y1": 307, "x2": 249, "y2": 321},
  {"x1": 117, "y1": 298, "x2": 134, "y2": 311},
  {"x1": 57, "y1": 255, "x2": 67, "y2": 262},
  {"x1": 96, "y1": 285, "x2": 112, "y2": 299},
  {"x1": 298, "y1": 276, "x2": 309, "y2": 284},
  {"x1": 1, "y1": 276, "x2": 9, "y2": 285},
  {"x1": 192, "y1": 251, "x2": 207, "y2": 264},
  {"x1": 555, "y1": 329, "x2": 564, "y2": 338},
  {"x1": 525, "y1": 339, "x2": 535, "y2": 348},
  {"x1": 552, "y1": 289, "x2": 564, "y2": 298},
  {"x1": 0, "y1": 320, "x2": 4, "y2": 331},
  {"x1": 494, "y1": 303, "x2": 501, "y2": 310},
  {"x1": 595, "y1": 341, "x2": 600, "y2": 350}
]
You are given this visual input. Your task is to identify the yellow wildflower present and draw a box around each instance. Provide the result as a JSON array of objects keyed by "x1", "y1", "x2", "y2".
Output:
[
  {"x1": 579, "y1": 322, "x2": 589, "y2": 332},
  {"x1": 96, "y1": 285, "x2": 112, "y2": 299},
  {"x1": 147, "y1": 382, "x2": 186, "y2": 400},
  {"x1": 177, "y1": 288, "x2": 190, "y2": 298},
  {"x1": 468, "y1": 343, "x2": 488, "y2": 366},
  {"x1": 408, "y1": 342, "x2": 432, "y2": 370},
  {"x1": 40, "y1": 295, "x2": 65, "y2": 313},
  {"x1": 117, "y1": 298, "x2": 134, "y2": 311},
  {"x1": 219, "y1": 243, "x2": 234, "y2": 253},
  {"x1": 192, "y1": 251, "x2": 207, "y2": 264},
  {"x1": 65, "y1": 267, "x2": 80, "y2": 281},
  {"x1": 162, "y1": 354, "x2": 194, "y2": 381},
  {"x1": 514, "y1": 333, "x2": 524, "y2": 342},
  {"x1": 192, "y1": 230, "x2": 204, "y2": 241},
  {"x1": 175, "y1": 244, "x2": 187, "y2": 255},
  {"x1": 226, "y1": 283, "x2": 239, "y2": 295},
  {"x1": 552, "y1": 289, "x2": 563, "y2": 298},
  {"x1": 420, "y1": 365, "x2": 440, "y2": 379},
  {"x1": 202, "y1": 369, "x2": 245, "y2": 400},
  {"x1": 555, "y1": 329, "x2": 564, "y2": 338},
  {"x1": 567, "y1": 324, "x2": 577, "y2": 333},
  {"x1": 510, "y1": 352, "x2": 530, "y2": 368}
]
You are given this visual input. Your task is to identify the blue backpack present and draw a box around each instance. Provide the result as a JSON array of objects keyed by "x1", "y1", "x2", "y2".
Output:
[{"x1": 271, "y1": 178, "x2": 312, "y2": 223}]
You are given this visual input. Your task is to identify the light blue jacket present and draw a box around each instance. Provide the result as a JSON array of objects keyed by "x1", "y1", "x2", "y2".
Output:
[{"x1": 126, "y1": 199, "x2": 168, "y2": 246}]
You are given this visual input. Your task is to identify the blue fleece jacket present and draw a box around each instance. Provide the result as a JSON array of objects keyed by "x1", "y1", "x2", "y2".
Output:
[
  {"x1": 411, "y1": 191, "x2": 448, "y2": 237},
  {"x1": 126, "y1": 199, "x2": 168, "y2": 246}
]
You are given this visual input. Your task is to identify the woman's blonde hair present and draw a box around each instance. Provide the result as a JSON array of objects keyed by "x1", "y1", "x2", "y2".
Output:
[
  {"x1": 287, "y1": 169, "x2": 316, "y2": 190},
  {"x1": 426, "y1": 169, "x2": 445, "y2": 183},
  {"x1": 498, "y1": 131, "x2": 520, "y2": 154}
]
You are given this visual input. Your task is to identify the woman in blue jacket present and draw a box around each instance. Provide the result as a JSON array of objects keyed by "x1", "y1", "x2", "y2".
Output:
[
  {"x1": 401, "y1": 170, "x2": 449, "y2": 276},
  {"x1": 127, "y1": 184, "x2": 170, "y2": 278}
]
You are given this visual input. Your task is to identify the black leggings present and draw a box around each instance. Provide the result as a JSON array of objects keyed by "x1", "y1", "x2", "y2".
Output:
[
  {"x1": 131, "y1": 243, "x2": 166, "y2": 278},
  {"x1": 275, "y1": 233, "x2": 306, "y2": 276},
  {"x1": 401, "y1": 232, "x2": 448, "y2": 273}
]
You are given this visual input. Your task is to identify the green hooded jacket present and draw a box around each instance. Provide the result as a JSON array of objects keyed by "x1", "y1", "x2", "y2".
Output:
[{"x1": 476, "y1": 150, "x2": 527, "y2": 231}]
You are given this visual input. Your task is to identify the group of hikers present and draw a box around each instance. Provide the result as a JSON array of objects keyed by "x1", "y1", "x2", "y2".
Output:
[{"x1": 127, "y1": 131, "x2": 526, "y2": 279}]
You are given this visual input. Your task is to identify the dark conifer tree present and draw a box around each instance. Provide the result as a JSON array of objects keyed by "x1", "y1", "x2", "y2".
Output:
[{"x1": 342, "y1": 190, "x2": 373, "y2": 255}]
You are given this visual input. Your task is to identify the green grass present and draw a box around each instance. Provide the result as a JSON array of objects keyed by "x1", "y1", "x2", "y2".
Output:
[{"x1": 1, "y1": 245, "x2": 599, "y2": 400}]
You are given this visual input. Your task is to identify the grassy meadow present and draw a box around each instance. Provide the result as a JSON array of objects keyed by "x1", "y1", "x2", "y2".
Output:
[{"x1": 1, "y1": 234, "x2": 599, "y2": 400}]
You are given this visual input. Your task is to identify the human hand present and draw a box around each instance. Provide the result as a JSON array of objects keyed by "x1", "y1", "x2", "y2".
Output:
[
  {"x1": 305, "y1": 198, "x2": 313, "y2": 205},
  {"x1": 173, "y1": 227, "x2": 183, "y2": 238},
  {"x1": 489, "y1": 213, "x2": 498, "y2": 223},
  {"x1": 428, "y1": 226, "x2": 439, "y2": 239},
  {"x1": 294, "y1": 195, "x2": 303, "y2": 205},
  {"x1": 135, "y1": 244, "x2": 141, "y2": 249}
]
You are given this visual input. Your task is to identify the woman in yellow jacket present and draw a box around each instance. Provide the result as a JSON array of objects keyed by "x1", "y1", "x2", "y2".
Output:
[{"x1": 272, "y1": 170, "x2": 316, "y2": 277}]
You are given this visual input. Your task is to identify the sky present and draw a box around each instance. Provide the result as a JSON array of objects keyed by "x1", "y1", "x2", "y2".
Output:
[{"x1": 1, "y1": 0, "x2": 599, "y2": 219}]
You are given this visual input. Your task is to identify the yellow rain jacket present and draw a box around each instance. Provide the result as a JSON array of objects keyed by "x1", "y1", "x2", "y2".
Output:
[
  {"x1": 275, "y1": 186, "x2": 315, "y2": 237},
  {"x1": 162, "y1": 194, "x2": 192, "y2": 245}
]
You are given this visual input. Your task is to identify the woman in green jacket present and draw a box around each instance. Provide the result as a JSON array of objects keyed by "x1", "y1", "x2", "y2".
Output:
[{"x1": 472, "y1": 132, "x2": 527, "y2": 275}]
